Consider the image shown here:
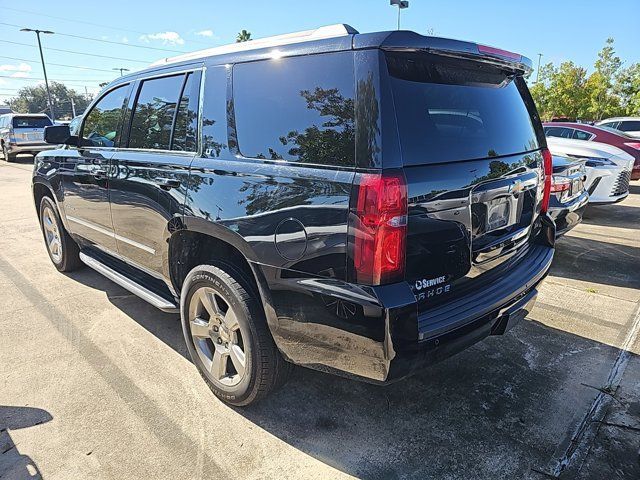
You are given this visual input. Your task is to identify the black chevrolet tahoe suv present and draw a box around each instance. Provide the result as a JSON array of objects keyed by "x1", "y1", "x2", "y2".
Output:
[{"x1": 33, "y1": 25, "x2": 555, "y2": 406}]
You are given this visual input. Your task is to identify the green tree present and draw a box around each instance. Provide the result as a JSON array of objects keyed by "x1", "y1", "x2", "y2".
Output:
[
  {"x1": 530, "y1": 62, "x2": 589, "y2": 120},
  {"x1": 10, "y1": 82, "x2": 92, "y2": 120},
  {"x1": 587, "y1": 37, "x2": 623, "y2": 120},
  {"x1": 236, "y1": 30, "x2": 252, "y2": 43},
  {"x1": 614, "y1": 63, "x2": 640, "y2": 116}
]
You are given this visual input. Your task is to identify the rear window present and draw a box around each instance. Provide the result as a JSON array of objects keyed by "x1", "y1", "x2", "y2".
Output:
[
  {"x1": 386, "y1": 52, "x2": 540, "y2": 165},
  {"x1": 12, "y1": 116, "x2": 52, "y2": 128}
]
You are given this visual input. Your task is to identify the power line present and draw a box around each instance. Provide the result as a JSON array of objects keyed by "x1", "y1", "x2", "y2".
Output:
[
  {"x1": 0, "y1": 39, "x2": 151, "y2": 64},
  {"x1": 1, "y1": 6, "x2": 215, "y2": 47},
  {"x1": 0, "y1": 55, "x2": 119, "y2": 73},
  {"x1": 0, "y1": 22, "x2": 186, "y2": 54},
  {"x1": 0, "y1": 75, "x2": 110, "y2": 82}
]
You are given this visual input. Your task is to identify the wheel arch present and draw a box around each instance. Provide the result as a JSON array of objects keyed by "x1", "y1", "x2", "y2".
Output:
[{"x1": 168, "y1": 218, "x2": 280, "y2": 337}]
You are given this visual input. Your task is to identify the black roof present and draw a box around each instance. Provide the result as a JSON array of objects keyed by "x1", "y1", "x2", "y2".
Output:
[{"x1": 112, "y1": 26, "x2": 532, "y2": 88}]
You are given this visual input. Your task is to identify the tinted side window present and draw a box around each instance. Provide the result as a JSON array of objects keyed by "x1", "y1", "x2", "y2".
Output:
[
  {"x1": 82, "y1": 85, "x2": 129, "y2": 147},
  {"x1": 233, "y1": 52, "x2": 355, "y2": 166},
  {"x1": 172, "y1": 71, "x2": 201, "y2": 152},
  {"x1": 201, "y1": 66, "x2": 228, "y2": 158},
  {"x1": 619, "y1": 121, "x2": 640, "y2": 131},
  {"x1": 544, "y1": 126, "x2": 565, "y2": 138},
  {"x1": 573, "y1": 129, "x2": 592, "y2": 141},
  {"x1": 128, "y1": 74, "x2": 184, "y2": 150}
]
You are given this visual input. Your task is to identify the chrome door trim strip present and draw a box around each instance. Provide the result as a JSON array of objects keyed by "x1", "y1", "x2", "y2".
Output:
[{"x1": 67, "y1": 215, "x2": 156, "y2": 255}]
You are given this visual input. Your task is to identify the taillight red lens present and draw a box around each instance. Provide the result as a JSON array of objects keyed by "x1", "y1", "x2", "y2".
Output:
[
  {"x1": 353, "y1": 171, "x2": 408, "y2": 285},
  {"x1": 624, "y1": 142, "x2": 640, "y2": 151},
  {"x1": 541, "y1": 148, "x2": 553, "y2": 213}
]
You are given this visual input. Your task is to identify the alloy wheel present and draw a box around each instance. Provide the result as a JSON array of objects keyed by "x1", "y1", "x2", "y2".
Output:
[
  {"x1": 42, "y1": 205, "x2": 63, "y2": 263},
  {"x1": 188, "y1": 286, "x2": 247, "y2": 387}
]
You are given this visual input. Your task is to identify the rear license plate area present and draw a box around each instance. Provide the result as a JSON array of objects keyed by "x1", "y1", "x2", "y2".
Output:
[{"x1": 485, "y1": 197, "x2": 515, "y2": 233}]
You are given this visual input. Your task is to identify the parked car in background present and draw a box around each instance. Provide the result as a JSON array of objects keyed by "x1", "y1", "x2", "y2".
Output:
[
  {"x1": 33, "y1": 24, "x2": 555, "y2": 406},
  {"x1": 596, "y1": 117, "x2": 640, "y2": 139},
  {"x1": 0, "y1": 105, "x2": 12, "y2": 115},
  {"x1": 544, "y1": 122, "x2": 640, "y2": 180},
  {"x1": 548, "y1": 155, "x2": 588, "y2": 237},
  {"x1": 546, "y1": 137, "x2": 633, "y2": 204},
  {"x1": 0, "y1": 113, "x2": 55, "y2": 162}
]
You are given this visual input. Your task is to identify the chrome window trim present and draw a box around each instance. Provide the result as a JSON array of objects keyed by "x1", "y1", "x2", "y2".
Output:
[{"x1": 126, "y1": 66, "x2": 204, "y2": 154}]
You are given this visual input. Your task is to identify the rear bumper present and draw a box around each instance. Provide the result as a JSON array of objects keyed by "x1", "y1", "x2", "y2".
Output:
[
  {"x1": 264, "y1": 222, "x2": 554, "y2": 385},
  {"x1": 548, "y1": 190, "x2": 589, "y2": 237},
  {"x1": 383, "y1": 241, "x2": 553, "y2": 383},
  {"x1": 6, "y1": 142, "x2": 55, "y2": 154},
  {"x1": 386, "y1": 287, "x2": 539, "y2": 383}
]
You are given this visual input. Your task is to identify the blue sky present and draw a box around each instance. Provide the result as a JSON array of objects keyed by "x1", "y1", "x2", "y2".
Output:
[{"x1": 0, "y1": 0, "x2": 638, "y2": 105}]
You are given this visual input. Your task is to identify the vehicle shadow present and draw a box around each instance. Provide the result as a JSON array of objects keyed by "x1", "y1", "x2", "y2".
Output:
[
  {"x1": 5, "y1": 154, "x2": 36, "y2": 165},
  {"x1": 581, "y1": 202, "x2": 640, "y2": 230},
  {"x1": 628, "y1": 183, "x2": 640, "y2": 196},
  {"x1": 550, "y1": 235, "x2": 640, "y2": 289},
  {"x1": 62, "y1": 266, "x2": 639, "y2": 478},
  {"x1": 0, "y1": 405, "x2": 52, "y2": 479}
]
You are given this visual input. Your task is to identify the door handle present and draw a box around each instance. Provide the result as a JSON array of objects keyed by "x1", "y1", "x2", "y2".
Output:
[{"x1": 155, "y1": 178, "x2": 181, "y2": 190}]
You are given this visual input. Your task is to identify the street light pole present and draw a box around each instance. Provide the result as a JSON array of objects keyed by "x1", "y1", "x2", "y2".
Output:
[
  {"x1": 390, "y1": 0, "x2": 409, "y2": 30},
  {"x1": 113, "y1": 67, "x2": 130, "y2": 77},
  {"x1": 536, "y1": 53, "x2": 543, "y2": 83},
  {"x1": 20, "y1": 28, "x2": 55, "y2": 121}
]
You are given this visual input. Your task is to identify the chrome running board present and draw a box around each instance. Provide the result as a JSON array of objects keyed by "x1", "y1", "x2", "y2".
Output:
[{"x1": 79, "y1": 252, "x2": 179, "y2": 313}]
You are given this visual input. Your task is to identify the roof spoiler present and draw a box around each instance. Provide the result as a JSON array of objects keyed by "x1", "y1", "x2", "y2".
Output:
[{"x1": 358, "y1": 31, "x2": 533, "y2": 74}]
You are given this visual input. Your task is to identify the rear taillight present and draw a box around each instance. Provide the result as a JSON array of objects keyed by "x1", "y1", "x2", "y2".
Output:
[
  {"x1": 550, "y1": 176, "x2": 571, "y2": 193},
  {"x1": 352, "y1": 171, "x2": 408, "y2": 285},
  {"x1": 624, "y1": 142, "x2": 640, "y2": 151},
  {"x1": 541, "y1": 148, "x2": 553, "y2": 213}
]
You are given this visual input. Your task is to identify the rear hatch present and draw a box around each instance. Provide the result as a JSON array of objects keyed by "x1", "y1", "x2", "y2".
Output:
[
  {"x1": 384, "y1": 50, "x2": 546, "y2": 335},
  {"x1": 11, "y1": 116, "x2": 51, "y2": 143}
]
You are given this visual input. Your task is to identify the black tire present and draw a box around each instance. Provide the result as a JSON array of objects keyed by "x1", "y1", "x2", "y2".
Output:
[
  {"x1": 2, "y1": 143, "x2": 14, "y2": 162},
  {"x1": 180, "y1": 264, "x2": 290, "y2": 406},
  {"x1": 39, "y1": 196, "x2": 82, "y2": 272}
]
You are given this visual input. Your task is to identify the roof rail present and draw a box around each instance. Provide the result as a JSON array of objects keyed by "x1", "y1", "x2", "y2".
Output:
[{"x1": 150, "y1": 24, "x2": 359, "y2": 67}]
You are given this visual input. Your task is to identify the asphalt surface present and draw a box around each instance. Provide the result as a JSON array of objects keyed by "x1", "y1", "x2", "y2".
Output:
[{"x1": 1, "y1": 156, "x2": 639, "y2": 480}]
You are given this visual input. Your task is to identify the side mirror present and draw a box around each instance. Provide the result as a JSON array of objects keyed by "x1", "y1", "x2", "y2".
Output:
[{"x1": 44, "y1": 125, "x2": 78, "y2": 146}]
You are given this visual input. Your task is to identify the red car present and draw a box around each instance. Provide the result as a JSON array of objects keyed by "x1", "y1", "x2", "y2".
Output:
[{"x1": 543, "y1": 122, "x2": 640, "y2": 180}]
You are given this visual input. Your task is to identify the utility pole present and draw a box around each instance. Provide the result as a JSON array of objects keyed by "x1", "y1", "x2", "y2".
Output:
[
  {"x1": 20, "y1": 28, "x2": 55, "y2": 121},
  {"x1": 536, "y1": 53, "x2": 543, "y2": 83},
  {"x1": 70, "y1": 97, "x2": 76, "y2": 117},
  {"x1": 390, "y1": 0, "x2": 409, "y2": 30},
  {"x1": 113, "y1": 67, "x2": 130, "y2": 77}
]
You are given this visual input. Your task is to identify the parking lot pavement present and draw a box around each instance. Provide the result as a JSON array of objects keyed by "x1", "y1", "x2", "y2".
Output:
[{"x1": 1, "y1": 157, "x2": 639, "y2": 480}]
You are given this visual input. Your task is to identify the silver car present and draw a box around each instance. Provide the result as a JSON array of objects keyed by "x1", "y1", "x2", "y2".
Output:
[{"x1": 0, "y1": 113, "x2": 55, "y2": 162}]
